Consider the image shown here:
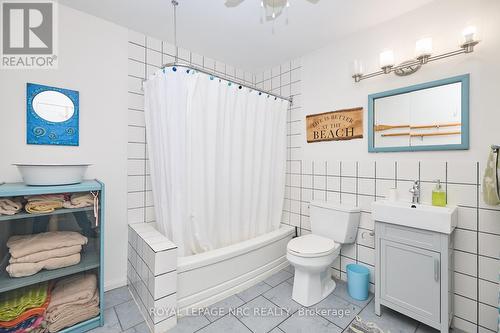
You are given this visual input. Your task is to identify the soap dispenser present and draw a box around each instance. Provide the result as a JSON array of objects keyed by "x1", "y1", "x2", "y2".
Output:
[{"x1": 432, "y1": 179, "x2": 446, "y2": 207}]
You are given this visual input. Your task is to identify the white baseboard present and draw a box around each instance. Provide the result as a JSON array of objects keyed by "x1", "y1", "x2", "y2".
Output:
[{"x1": 104, "y1": 277, "x2": 127, "y2": 292}]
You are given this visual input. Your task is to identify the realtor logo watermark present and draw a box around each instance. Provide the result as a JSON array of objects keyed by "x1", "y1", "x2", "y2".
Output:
[{"x1": 1, "y1": 0, "x2": 58, "y2": 69}]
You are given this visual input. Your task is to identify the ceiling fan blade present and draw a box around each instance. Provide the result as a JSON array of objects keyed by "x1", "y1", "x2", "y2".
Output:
[{"x1": 224, "y1": 0, "x2": 245, "y2": 7}]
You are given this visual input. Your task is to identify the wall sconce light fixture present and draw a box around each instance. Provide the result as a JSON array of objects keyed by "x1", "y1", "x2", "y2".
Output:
[{"x1": 352, "y1": 26, "x2": 479, "y2": 82}]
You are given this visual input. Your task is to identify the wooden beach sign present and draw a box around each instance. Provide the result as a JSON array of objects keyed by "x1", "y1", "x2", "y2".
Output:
[{"x1": 306, "y1": 107, "x2": 363, "y2": 143}]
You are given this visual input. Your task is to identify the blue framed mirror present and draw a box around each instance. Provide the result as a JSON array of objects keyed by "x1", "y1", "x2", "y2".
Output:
[
  {"x1": 368, "y1": 74, "x2": 469, "y2": 152},
  {"x1": 27, "y1": 83, "x2": 79, "y2": 146}
]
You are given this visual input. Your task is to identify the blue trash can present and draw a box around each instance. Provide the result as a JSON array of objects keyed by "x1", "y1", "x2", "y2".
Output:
[{"x1": 346, "y1": 264, "x2": 370, "y2": 301}]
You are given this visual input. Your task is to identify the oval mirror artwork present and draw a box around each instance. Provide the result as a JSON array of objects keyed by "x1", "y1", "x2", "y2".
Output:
[
  {"x1": 32, "y1": 91, "x2": 75, "y2": 123},
  {"x1": 27, "y1": 83, "x2": 79, "y2": 146}
]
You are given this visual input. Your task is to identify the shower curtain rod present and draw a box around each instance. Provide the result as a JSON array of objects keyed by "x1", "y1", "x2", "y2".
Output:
[{"x1": 155, "y1": 62, "x2": 293, "y2": 104}]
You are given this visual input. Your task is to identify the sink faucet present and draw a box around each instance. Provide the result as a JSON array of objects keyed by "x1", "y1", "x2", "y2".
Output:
[{"x1": 409, "y1": 180, "x2": 420, "y2": 204}]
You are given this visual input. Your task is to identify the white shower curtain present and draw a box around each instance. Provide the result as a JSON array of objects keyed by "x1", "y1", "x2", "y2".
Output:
[{"x1": 144, "y1": 68, "x2": 288, "y2": 256}]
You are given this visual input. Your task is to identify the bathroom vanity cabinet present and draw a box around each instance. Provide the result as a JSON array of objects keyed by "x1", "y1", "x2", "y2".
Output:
[{"x1": 374, "y1": 222, "x2": 453, "y2": 333}]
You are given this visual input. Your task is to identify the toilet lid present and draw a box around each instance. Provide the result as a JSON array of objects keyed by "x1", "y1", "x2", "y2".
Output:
[{"x1": 287, "y1": 234, "x2": 339, "y2": 257}]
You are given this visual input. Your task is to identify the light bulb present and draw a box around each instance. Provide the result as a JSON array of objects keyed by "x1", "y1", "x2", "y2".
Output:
[
  {"x1": 272, "y1": 11, "x2": 275, "y2": 19},
  {"x1": 415, "y1": 37, "x2": 433, "y2": 57},
  {"x1": 462, "y1": 26, "x2": 477, "y2": 43},
  {"x1": 286, "y1": 1, "x2": 290, "y2": 7},
  {"x1": 379, "y1": 50, "x2": 395, "y2": 68},
  {"x1": 260, "y1": 0, "x2": 264, "y2": 7},
  {"x1": 352, "y1": 60, "x2": 364, "y2": 75}
]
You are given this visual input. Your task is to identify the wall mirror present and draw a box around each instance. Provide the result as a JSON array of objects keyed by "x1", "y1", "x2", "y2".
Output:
[
  {"x1": 368, "y1": 74, "x2": 469, "y2": 152},
  {"x1": 27, "y1": 83, "x2": 79, "y2": 146}
]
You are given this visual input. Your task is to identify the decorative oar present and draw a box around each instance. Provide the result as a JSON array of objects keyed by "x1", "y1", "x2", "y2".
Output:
[
  {"x1": 375, "y1": 122, "x2": 461, "y2": 132},
  {"x1": 374, "y1": 124, "x2": 409, "y2": 132}
]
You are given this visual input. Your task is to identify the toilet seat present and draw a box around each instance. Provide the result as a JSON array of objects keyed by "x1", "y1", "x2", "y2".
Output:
[{"x1": 287, "y1": 234, "x2": 340, "y2": 258}]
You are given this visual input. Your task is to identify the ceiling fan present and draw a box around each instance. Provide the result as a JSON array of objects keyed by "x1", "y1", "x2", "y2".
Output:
[{"x1": 224, "y1": 0, "x2": 320, "y2": 21}]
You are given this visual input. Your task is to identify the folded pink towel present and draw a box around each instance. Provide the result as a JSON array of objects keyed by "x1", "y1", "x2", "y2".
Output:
[
  {"x1": 6, "y1": 253, "x2": 81, "y2": 277},
  {"x1": 47, "y1": 274, "x2": 97, "y2": 312},
  {"x1": 62, "y1": 193, "x2": 94, "y2": 209},
  {"x1": 46, "y1": 274, "x2": 99, "y2": 332},
  {"x1": 9, "y1": 245, "x2": 82, "y2": 264},
  {"x1": 7, "y1": 232, "x2": 87, "y2": 259},
  {"x1": 47, "y1": 291, "x2": 99, "y2": 332}
]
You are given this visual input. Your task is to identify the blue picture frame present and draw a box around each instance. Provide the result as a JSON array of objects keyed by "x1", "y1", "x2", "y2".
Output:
[
  {"x1": 368, "y1": 74, "x2": 470, "y2": 153},
  {"x1": 27, "y1": 83, "x2": 79, "y2": 146}
]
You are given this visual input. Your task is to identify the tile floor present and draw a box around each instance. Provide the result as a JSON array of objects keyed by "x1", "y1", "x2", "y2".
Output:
[{"x1": 95, "y1": 267, "x2": 456, "y2": 333}]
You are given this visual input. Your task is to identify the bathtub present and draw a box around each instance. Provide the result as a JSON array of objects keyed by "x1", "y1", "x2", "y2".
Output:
[{"x1": 176, "y1": 225, "x2": 295, "y2": 311}]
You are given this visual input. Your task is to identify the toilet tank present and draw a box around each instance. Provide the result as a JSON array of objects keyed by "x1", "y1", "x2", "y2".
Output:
[{"x1": 309, "y1": 201, "x2": 361, "y2": 244}]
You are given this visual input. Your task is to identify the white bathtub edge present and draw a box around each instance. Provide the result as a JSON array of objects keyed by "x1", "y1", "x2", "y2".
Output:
[
  {"x1": 177, "y1": 256, "x2": 290, "y2": 312},
  {"x1": 178, "y1": 225, "x2": 295, "y2": 272}
]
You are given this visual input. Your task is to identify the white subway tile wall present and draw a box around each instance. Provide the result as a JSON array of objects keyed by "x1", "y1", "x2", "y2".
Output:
[
  {"x1": 258, "y1": 62, "x2": 500, "y2": 333},
  {"x1": 127, "y1": 28, "x2": 500, "y2": 333},
  {"x1": 127, "y1": 30, "x2": 257, "y2": 229},
  {"x1": 127, "y1": 223, "x2": 177, "y2": 333}
]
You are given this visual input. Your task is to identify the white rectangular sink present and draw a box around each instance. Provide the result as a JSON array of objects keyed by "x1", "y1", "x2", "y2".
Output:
[{"x1": 372, "y1": 200, "x2": 457, "y2": 234}]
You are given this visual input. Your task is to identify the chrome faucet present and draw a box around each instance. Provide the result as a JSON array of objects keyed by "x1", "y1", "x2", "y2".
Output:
[{"x1": 409, "y1": 180, "x2": 420, "y2": 204}]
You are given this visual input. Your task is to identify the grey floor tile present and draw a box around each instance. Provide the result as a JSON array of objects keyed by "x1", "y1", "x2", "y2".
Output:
[
  {"x1": 286, "y1": 277, "x2": 293, "y2": 285},
  {"x1": 168, "y1": 315, "x2": 210, "y2": 333},
  {"x1": 331, "y1": 279, "x2": 373, "y2": 308},
  {"x1": 356, "y1": 299, "x2": 419, "y2": 333},
  {"x1": 115, "y1": 299, "x2": 146, "y2": 330},
  {"x1": 197, "y1": 314, "x2": 251, "y2": 333},
  {"x1": 105, "y1": 286, "x2": 133, "y2": 309},
  {"x1": 263, "y1": 282, "x2": 302, "y2": 314},
  {"x1": 235, "y1": 296, "x2": 290, "y2": 333},
  {"x1": 123, "y1": 321, "x2": 150, "y2": 333},
  {"x1": 310, "y1": 293, "x2": 361, "y2": 329},
  {"x1": 284, "y1": 265, "x2": 294, "y2": 274},
  {"x1": 268, "y1": 328, "x2": 285, "y2": 333},
  {"x1": 88, "y1": 308, "x2": 122, "y2": 333},
  {"x1": 205, "y1": 295, "x2": 245, "y2": 322},
  {"x1": 264, "y1": 270, "x2": 293, "y2": 287},
  {"x1": 237, "y1": 281, "x2": 273, "y2": 302},
  {"x1": 279, "y1": 310, "x2": 342, "y2": 333},
  {"x1": 415, "y1": 323, "x2": 439, "y2": 333}
]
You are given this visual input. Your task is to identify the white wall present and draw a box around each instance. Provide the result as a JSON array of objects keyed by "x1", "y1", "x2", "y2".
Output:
[
  {"x1": 300, "y1": 0, "x2": 499, "y2": 163},
  {"x1": 0, "y1": 5, "x2": 129, "y2": 290},
  {"x1": 258, "y1": 0, "x2": 499, "y2": 332}
]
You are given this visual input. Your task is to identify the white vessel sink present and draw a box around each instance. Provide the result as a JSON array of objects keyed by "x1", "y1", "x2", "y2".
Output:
[
  {"x1": 372, "y1": 200, "x2": 457, "y2": 234},
  {"x1": 13, "y1": 164, "x2": 90, "y2": 186}
]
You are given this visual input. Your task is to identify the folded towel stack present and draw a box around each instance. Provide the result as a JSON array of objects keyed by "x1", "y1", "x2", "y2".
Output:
[
  {"x1": 46, "y1": 274, "x2": 99, "y2": 333},
  {"x1": 24, "y1": 195, "x2": 66, "y2": 214},
  {"x1": 62, "y1": 193, "x2": 94, "y2": 209},
  {"x1": 0, "y1": 282, "x2": 50, "y2": 333},
  {"x1": 6, "y1": 232, "x2": 88, "y2": 278},
  {"x1": 0, "y1": 198, "x2": 23, "y2": 216}
]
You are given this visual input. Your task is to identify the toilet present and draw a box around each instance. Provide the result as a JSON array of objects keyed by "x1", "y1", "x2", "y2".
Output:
[{"x1": 286, "y1": 201, "x2": 360, "y2": 306}]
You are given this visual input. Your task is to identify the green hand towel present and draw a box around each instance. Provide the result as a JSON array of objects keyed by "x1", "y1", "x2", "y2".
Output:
[
  {"x1": 0, "y1": 282, "x2": 48, "y2": 322},
  {"x1": 483, "y1": 150, "x2": 500, "y2": 206}
]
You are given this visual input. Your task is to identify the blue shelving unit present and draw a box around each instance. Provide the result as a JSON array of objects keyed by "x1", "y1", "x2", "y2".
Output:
[{"x1": 0, "y1": 179, "x2": 105, "y2": 332}]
